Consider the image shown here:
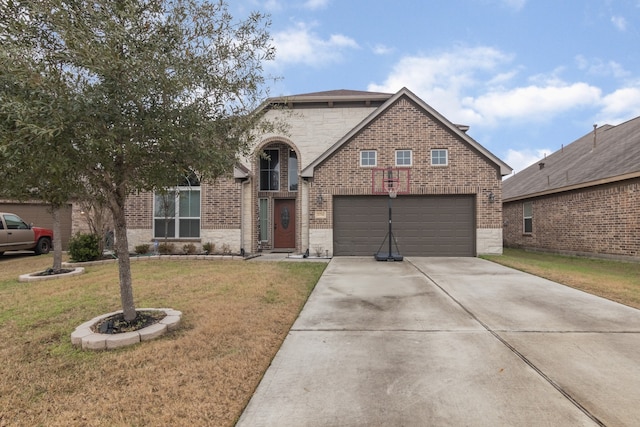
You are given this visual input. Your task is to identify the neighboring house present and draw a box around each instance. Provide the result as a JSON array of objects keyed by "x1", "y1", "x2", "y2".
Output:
[
  {"x1": 503, "y1": 116, "x2": 640, "y2": 261},
  {"x1": 125, "y1": 87, "x2": 512, "y2": 257}
]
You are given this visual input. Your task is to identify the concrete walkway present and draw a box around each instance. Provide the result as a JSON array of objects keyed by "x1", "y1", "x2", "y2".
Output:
[{"x1": 237, "y1": 257, "x2": 640, "y2": 426}]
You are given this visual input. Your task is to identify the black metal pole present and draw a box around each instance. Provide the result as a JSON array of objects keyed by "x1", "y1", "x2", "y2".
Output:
[{"x1": 388, "y1": 195, "x2": 392, "y2": 259}]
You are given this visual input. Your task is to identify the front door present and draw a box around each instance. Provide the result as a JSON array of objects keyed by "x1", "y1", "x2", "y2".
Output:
[{"x1": 274, "y1": 199, "x2": 295, "y2": 249}]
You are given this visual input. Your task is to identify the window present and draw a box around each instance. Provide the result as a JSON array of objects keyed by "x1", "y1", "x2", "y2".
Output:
[
  {"x1": 288, "y1": 150, "x2": 298, "y2": 191},
  {"x1": 431, "y1": 149, "x2": 448, "y2": 166},
  {"x1": 260, "y1": 149, "x2": 280, "y2": 191},
  {"x1": 360, "y1": 150, "x2": 377, "y2": 167},
  {"x1": 154, "y1": 174, "x2": 201, "y2": 239},
  {"x1": 523, "y1": 202, "x2": 533, "y2": 234},
  {"x1": 3, "y1": 214, "x2": 28, "y2": 229},
  {"x1": 259, "y1": 198, "x2": 269, "y2": 241},
  {"x1": 395, "y1": 150, "x2": 412, "y2": 166}
]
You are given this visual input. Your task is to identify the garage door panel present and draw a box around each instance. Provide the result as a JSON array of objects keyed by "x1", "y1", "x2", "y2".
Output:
[{"x1": 333, "y1": 196, "x2": 475, "y2": 257}]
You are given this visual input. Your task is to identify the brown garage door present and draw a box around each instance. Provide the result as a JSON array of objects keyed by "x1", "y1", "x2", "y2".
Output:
[
  {"x1": 333, "y1": 195, "x2": 475, "y2": 256},
  {"x1": 0, "y1": 203, "x2": 72, "y2": 250}
]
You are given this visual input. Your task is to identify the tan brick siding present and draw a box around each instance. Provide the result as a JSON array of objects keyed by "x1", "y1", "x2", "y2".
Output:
[{"x1": 503, "y1": 178, "x2": 640, "y2": 260}]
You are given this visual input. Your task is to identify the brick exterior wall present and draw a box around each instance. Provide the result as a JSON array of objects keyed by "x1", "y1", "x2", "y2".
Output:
[
  {"x1": 125, "y1": 176, "x2": 242, "y2": 252},
  {"x1": 309, "y1": 98, "x2": 502, "y2": 232},
  {"x1": 503, "y1": 177, "x2": 640, "y2": 260}
]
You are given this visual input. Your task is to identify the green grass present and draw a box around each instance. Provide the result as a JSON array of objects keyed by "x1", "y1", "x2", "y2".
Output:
[
  {"x1": 483, "y1": 248, "x2": 640, "y2": 309},
  {"x1": 0, "y1": 254, "x2": 326, "y2": 426}
]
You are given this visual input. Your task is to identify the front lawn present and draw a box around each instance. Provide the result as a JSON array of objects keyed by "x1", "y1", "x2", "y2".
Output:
[
  {"x1": 0, "y1": 254, "x2": 325, "y2": 426},
  {"x1": 483, "y1": 248, "x2": 640, "y2": 309}
]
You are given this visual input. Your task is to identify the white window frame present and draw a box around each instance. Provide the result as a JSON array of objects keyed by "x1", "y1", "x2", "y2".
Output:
[
  {"x1": 153, "y1": 186, "x2": 201, "y2": 239},
  {"x1": 395, "y1": 150, "x2": 412, "y2": 167},
  {"x1": 523, "y1": 202, "x2": 533, "y2": 234},
  {"x1": 431, "y1": 149, "x2": 448, "y2": 166},
  {"x1": 360, "y1": 150, "x2": 377, "y2": 167}
]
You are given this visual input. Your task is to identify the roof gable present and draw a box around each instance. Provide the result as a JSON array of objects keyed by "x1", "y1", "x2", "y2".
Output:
[
  {"x1": 301, "y1": 87, "x2": 512, "y2": 177},
  {"x1": 503, "y1": 116, "x2": 640, "y2": 201}
]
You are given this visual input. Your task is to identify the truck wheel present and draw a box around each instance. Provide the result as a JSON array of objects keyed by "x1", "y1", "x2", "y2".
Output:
[{"x1": 35, "y1": 237, "x2": 52, "y2": 255}]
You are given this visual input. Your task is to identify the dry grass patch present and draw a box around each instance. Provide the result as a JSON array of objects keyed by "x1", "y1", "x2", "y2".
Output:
[
  {"x1": 0, "y1": 254, "x2": 326, "y2": 426},
  {"x1": 483, "y1": 248, "x2": 640, "y2": 309}
]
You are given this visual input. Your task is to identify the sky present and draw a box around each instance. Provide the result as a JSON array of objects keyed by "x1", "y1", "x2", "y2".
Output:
[{"x1": 233, "y1": 0, "x2": 640, "y2": 176}]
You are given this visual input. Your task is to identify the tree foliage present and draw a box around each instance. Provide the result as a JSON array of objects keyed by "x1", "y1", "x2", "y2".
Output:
[{"x1": 0, "y1": 0, "x2": 275, "y2": 320}]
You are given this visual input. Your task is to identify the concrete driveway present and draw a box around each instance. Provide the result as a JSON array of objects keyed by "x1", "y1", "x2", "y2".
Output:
[{"x1": 237, "y1": 257, "x2": 640, "y2": 426}]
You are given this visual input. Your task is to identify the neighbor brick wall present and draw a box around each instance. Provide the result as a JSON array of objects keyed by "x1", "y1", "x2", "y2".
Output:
[
  {"x1": 309, "y1": 97, "x2": 503, "y2": 230},
  {"x1": 503, "y1": 177, "x2": 640, "y2": 260}
]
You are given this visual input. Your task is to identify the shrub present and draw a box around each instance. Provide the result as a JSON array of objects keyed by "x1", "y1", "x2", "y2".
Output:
[
  {"x1": 135, "y1": 244, "x2": 150, "y2": 254},
  {"x1": 182, "y1": 243, "x2": 196, "y2": 254},
  {"x1": 202, "y1": 242, "x2": 214, "y2": 254},
  {"x1": 68, "y1": 232, "x2": 101, "y2": 262},
  {"x1": 158, "y1": 242, "x2": 174, "y2": 254}
]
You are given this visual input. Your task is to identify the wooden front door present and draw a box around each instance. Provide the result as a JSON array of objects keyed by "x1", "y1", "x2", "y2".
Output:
[{"x1": 274, "y1": 199, "x2": 295, "y2": 249}]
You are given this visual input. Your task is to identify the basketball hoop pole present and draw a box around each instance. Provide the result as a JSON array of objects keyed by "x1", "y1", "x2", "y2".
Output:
[{"x1": 375, "y1": 167, "x2": 403, "y2": 261}]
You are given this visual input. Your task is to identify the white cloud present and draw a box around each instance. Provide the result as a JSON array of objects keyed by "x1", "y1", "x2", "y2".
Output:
[
  {"x1": 598, "y1": 86, "x2": 640, "y2": 124},
  {"x1": 372, "y1": 43, "x2": 394, "y2": 55},
  {"x1": 368, "y1": 46, "x2": 612, "y2": 128},
  {"x1": 503, "y1": 148, "x2": 551, "y2": 177},
  {"x1": 368, "y1": 46, "x2": 513, "y2": 124},
  {"x1": 575, "y1": 55, "x2": 630, "y2": 79},
  {"x1": 501, "y1": 0, "x2": 527, "y2": 10},
  {"x1": 303, "y1": 0, "x2": 330, "y2": 10},
  {"x1": 611, "y1": 15, "x2": 627, "y2": 31},
  {"x1": 270, "y1": 22, "x2": 359, "y2": 67},
  {"x1": 467, "y1": 82, "x2": 602, "y2": 125}
]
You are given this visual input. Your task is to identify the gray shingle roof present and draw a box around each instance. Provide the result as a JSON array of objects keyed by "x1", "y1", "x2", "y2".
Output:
[{"x1": 503, "y1": 115, "x2": 640, "y2": 201}]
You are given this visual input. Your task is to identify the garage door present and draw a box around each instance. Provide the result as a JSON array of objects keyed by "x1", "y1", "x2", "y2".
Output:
[
  {"x1": 0, "y1": 203, "x2": 72, "y2": 250},
  {"x1": 333, "y1": 195, "x2": 475, "y2": 256}
]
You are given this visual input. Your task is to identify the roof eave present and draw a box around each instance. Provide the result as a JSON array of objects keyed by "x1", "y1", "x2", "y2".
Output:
[{"x1": 503, "y1": 170, "x2": 640, "y2": 203}]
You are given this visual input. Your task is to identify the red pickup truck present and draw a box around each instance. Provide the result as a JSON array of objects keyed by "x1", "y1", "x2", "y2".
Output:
[{"x1": 0, "y1": 212, "x2": 54, "y2": 255}]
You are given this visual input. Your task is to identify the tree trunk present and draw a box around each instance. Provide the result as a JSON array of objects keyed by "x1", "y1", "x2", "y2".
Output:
[
  {"x1": 51, "y1": 206, "x2": 63, "y2": 271},
  {"x1": 111, "y1": 203, "x2": 137, "y2": 322}
]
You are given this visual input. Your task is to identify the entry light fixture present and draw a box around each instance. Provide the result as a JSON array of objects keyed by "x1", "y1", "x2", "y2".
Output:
[
  {"x1": 488, "y1": 191, "x2": 495, "y2": 203},
  {"x1": 316, "y1": 194, "x2": 324, "y2": 205}
]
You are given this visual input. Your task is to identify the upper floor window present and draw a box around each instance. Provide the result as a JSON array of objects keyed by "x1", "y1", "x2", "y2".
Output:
[
  {"x1": 260, "y1": 149, "x2": 280, "y2": 191},
  {"x1": 288, "y1": 150, "x2": 298, "y2": 191},
  {"x1": 431, "y1": 149, "x2": 448, "y2": 166},
  {"x1": 360, "y1": 150, "x2": 377, "y2": 167},
  {"x1": 154, "y1": 172, "x2": 201, "y2": 239},
  {"x1": 395, "y1": 150, "x2": 412, "y2": 167},
  {"x1": 523, "y1": 202, "x2": 533, "y2": 234}
]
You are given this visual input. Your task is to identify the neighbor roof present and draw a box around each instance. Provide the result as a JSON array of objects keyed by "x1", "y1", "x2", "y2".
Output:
[
  {"x1": 503, "y1": 115, "x2": 640, "y2": 202},
  {"x1": 301, "y1": 87, "x2": 512, "y2": 177}
]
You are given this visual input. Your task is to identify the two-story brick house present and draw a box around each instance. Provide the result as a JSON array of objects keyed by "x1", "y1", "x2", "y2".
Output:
[{"x1": 124, "y1": 87, "x2": 512, "y2": 257}]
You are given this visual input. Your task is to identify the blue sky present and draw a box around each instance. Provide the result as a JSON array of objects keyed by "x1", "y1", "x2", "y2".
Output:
[{"x1": 234, "y1": 0, "x2": 640, "y2": 176}]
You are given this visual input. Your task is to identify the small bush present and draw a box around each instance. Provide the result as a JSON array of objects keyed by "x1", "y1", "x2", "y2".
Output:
[
  {"x1": 135, "y1": 244, "x2": 150, "y2": 254},
  {"x1": 222, "y1": 243, "x2": 231, "y2": 254},
  {"x1": 182, "y1": 243, "x2": 196, "y2": 254},
  {"x1": 158, "y1": 242, "x2": 174, "y2": 254},
  {"x1": 202, "y1": 242, "x2": 214, "y2": 254},
  {"x1": 68, "y1": 232, "x2": 101, "y2": 262}
]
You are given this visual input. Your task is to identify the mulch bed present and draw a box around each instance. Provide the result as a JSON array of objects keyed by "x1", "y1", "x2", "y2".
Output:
[{"x1": 92, "y1": 311, "x2": 167, "y2": 334}]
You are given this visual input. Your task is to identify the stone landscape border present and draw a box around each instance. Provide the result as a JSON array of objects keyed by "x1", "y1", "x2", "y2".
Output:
[
  {"x1": 19, "y1": 267, "x2": 85, "y2": 282},
  {"x1": 71, "y1": 308, "x2": 182, "y2": 351}
]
